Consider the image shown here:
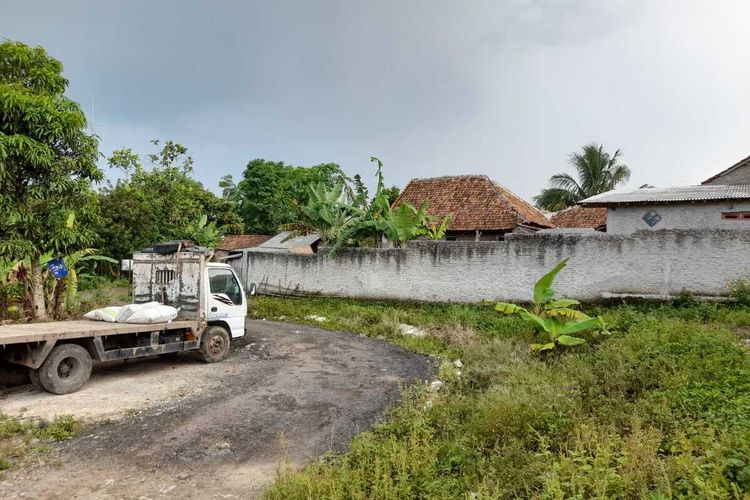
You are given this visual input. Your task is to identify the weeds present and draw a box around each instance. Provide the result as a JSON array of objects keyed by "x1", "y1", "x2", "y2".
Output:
[
  {"x1": 256, "y1": 295, "x2": 750, "y2": 499},
  {"x1": 0, "y1": 413, "x2": 80, "y2": 476}
]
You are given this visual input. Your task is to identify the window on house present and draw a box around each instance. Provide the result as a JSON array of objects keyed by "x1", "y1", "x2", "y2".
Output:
[{"x1": 722, "y1": 212, "x2": 750, "y2": 220}]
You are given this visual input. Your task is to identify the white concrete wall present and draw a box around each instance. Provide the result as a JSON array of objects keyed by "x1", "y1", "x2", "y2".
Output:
[
  {"x1": 231, "y1": 230, "x2": 750, "y2": 303},
  {"x1": 607, "y1": 202, "x2": 750, "y2": 234}
]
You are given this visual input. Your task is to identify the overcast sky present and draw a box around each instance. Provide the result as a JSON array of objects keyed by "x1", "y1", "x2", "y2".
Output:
[{"x1": 2, "y1": 0, "x2": 749, "y2": 200}]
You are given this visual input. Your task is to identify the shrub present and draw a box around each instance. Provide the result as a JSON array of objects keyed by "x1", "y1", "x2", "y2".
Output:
[
  {"x1": 730, "y1": 276, "x2": 750, "y2": 306},
  {"x1": 494, "y1": 258, "x2": 607, "y2": 350}
]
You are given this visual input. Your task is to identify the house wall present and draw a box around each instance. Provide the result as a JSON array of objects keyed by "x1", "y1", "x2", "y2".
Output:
[
  {"x1": 606, "y1": 202, "x2": 750, "y2": 234},
  {"x1": 704, "y1": 165, "x2": 750, "y2": 185},
  {"x1": 231, "y1": 230, "x2": 750, "y2": 303},
  {"x1": 445, "y1": 230, "x2": 507, "y2": 241}
]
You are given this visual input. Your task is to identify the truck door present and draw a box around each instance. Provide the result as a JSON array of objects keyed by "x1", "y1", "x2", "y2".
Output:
[{"x1": 207, "y1": 268, "x2": 246, "y2": 338}]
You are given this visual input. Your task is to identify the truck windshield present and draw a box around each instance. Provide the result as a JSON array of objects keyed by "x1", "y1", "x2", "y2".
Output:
[{"x1": 208, "y1": 268, "x2": 243, "y2": 305}]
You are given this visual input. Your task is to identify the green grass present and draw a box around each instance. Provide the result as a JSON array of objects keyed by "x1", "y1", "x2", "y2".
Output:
[
  {"x1": 254, "y1": 296, "x2": 750, "y2": 499},
  {"x1": 0, "y1": 413, "x2": 79, "y2": 477}
]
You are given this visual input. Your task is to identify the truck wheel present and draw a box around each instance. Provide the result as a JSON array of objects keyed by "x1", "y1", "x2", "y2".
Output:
[
  {"x1": 29, "y1": 369, "x2": 42, "y2": 390},
  {"x1": 200, "y1": 326, "x2": 231, "y2": 363},
  {"x1": 37, "y1": 344, "x2": 92, "y2": 395}
]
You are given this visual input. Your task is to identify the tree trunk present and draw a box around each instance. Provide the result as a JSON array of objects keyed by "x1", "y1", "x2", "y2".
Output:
[{"x1": 30, "y1": 254, "x2": 47, "y2": 320}]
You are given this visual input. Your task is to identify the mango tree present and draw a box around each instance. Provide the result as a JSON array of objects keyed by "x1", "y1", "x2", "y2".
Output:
[{"x1": 0, "y1": 41, "x2": 102, "y2": 319}]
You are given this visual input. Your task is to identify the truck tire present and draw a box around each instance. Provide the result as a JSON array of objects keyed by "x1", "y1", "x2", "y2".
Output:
[
  {"x1": 37, "y1": 343, "x2": 93, "y2": 395},
  {"x1": 29, "y1": 368, "x2": 42, "y2": 390},
  {"x1": 200, "y1": 326, "x2": 231, "y2": 363}
]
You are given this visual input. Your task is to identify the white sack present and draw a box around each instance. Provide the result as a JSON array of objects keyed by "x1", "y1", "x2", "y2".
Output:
[
  {"x1": 122, "y1": 304, "x2": 178, "y2": 324},
  {"x1": 115, "y1": 301, "x2": 161, "y2": 323},
  {"x1": 83, "y1": 306, "x2": 122, "y2": 323}
]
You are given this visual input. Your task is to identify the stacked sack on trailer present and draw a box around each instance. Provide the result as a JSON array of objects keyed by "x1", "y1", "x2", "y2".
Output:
[{"x1": 84, "y1": 301, "x2": 179, "y2": 324}]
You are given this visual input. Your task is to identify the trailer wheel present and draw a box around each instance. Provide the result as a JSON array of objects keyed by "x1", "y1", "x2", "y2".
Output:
[
  {"x1": 29, "y1": 368, "x2": 42, "y2": 390},
  {"x1": 200, "y1": 326, "x2": 231, "y2": 363},
  {"x1": 37, "y1": 344, "x2": 93, "y2": 395}
]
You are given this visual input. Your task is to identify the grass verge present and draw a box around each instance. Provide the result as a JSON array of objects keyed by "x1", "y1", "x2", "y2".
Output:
[
  {"x1": 0, "y1": 413, "x2": 79, "y2": 477},
  {"x1": 253, "y1": 296, "x2": 750, "y2": 499}
]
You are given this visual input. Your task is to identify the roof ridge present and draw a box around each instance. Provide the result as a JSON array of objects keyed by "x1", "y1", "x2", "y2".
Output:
[
  {"x1": 490, "y1": 180, "x2": 551, "y2": 225},
  {"x1": 702, "y1": 153, "x2": 750, "y2": 184},
  {"x1": 489, "y1": 181, "x2": 529, "y2": 224},
  {"x1": 405, "y1": 174, "x2": 492, "y2": 182}
]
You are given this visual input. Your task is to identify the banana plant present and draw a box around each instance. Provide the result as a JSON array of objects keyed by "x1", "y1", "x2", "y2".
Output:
[
  {"x1": 495, "y1": 257, "x2": 608, "y2": 351},
  {"x1": 423, "y1": 214, "x2": 452, "y2": 240},
  {"x1": 378, "y1": 200, "x2": 430, "y2": 248},
  {"x1": 38, "y1": 249, "x2": 118, "y2": 315}
]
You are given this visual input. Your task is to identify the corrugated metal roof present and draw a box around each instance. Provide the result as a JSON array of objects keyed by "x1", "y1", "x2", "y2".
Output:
[
  {"x1": 255, "y1": 231, "x2": 321, "y2": 252},
  {"x1": 581, "y1": 185, "x2": 750, "y2": 206}
]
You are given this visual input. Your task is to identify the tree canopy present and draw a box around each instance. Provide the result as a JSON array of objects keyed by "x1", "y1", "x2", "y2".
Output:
[
  {"x1": 224, "y1": 159, "x2": 350, "y2": 234},
  {"x1": 534, "y1": 143, "x2": 630, "y2": 211},
  {"x1": 96, "y1": 140, "x2": 243, "y2": 260},
  {"x1": 0, "y1": 41, "x2": 102, "y2": 318}
]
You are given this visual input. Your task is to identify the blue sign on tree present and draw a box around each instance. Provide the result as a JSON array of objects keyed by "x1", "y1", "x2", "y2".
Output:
[{"x1": 47, "y1": 258, "x2": 69, "y2": 280}]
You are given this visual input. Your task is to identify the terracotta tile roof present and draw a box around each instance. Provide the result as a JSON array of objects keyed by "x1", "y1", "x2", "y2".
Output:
[
  {"x1": 392, "y1": 175, "x2": 554, "y2": 231},
  {"x1": 216, "y1": 234, "x2": 272, "y2": 251},
  {"x1": 550, "y1": 205, "x2": 607, "y2": 229},
  {"x1": 702, "y1": 154, "x2": 750, "y2": 184}
]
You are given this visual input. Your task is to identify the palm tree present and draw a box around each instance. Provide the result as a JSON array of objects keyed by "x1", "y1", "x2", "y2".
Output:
[{"x1": 534, "y1": 143, "x2": 631, "y2": 211}]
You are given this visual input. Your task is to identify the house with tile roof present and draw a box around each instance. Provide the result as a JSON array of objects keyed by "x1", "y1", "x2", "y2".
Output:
[
  {"x1": 581, "y1": 185, "x2": 750, "y2": 234},
  {"x1": 215, "y1": 234, "x2": 272, "y2": 258},
  {"x1": 550, "y1": 205, "x2": 607, "y2": 231},
  {"x1": 703, "y1": 154, "x2": 750, "y2": 185},
  {"x1": 392, "y1": 175, "x2": 554, "y2": 241}
]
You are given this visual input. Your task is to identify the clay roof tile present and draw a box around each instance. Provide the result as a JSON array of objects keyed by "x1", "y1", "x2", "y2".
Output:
[{"x1": 392, "y1": 175, "x2": 553, "y2": 231}]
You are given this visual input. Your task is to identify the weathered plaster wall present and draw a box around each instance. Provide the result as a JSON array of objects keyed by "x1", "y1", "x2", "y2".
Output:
[
  {"x1": 606, "y1": 202, "x2": 750, "y2": 234},
  {"x1": 231, "y1": 230, "x2": 750, "y2": 303}
]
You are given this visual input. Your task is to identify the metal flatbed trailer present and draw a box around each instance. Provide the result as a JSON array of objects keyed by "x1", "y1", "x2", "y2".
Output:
[{"x1": 0, "y1": 319, "x2": 199, "y2": 345}]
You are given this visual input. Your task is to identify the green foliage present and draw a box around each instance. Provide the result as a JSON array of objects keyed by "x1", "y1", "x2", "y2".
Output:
[
  {"x1": 0, "y1": 412, "x2": 79, "y2": 474},
  {"x1": 232, "y1": 159, "x2": 349, "y2": 234},
  {"x1": 322, "y1": 158, "x2": 435, "y2": 254},
  {"x1": 184, "y1": 214, "x2": 222, "y2": 247},
  {"x1": 379, "y1": 200, "x2": 430, "y2": 248},
  {"x1": 534, "y1": 143, "x2": 630, "y2": 211},
  {"x1": 0, "y1": 41, "x2": 102, "y2": 318},
  {"x1": 0, "y1": 41, "x2": 102, "y2": 260},
  {"x1": 96, "y1": 140, "x2": 243, "y2": 260},
  {"x1": 0, "y1": 260, "x2": 23, "y2": 320},
  {"x1": 259, "y1": 296, "x2": 750, "y2": 499},
  {"x1": 281, "y1": 182, "x2": 363, "y2": 244},
  {"x1": 730, "y1": 276, "x2": 750, "y2": 307},
  {"x1": 495, "y1": 258, "x2": 606, "y2": 350},
  {"x1": 672, "y1": 288, "x2": 699, "y2": 308},
  {"x1": 423, "y1": 215, "x2": 452, "y2": 240}
]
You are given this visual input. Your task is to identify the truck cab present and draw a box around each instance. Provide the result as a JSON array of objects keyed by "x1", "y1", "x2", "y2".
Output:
[{"x1": 205, "y1": 262, "x2": 246, "y2": 338}]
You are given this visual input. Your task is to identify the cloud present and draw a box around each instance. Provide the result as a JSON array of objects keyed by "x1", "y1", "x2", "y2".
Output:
[{"x1": 2, "y1": 0, "x2": 749, "y2": 199}]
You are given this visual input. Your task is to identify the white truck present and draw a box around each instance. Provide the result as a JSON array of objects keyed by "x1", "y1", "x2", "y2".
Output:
[{"x1": 0, "y1": 242, "x2": 248, "y2": 395}]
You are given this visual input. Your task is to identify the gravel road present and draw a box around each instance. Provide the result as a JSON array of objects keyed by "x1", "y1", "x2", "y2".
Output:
[{"x1": 0, "y1": 320, "x2": 435, "y2": 499}]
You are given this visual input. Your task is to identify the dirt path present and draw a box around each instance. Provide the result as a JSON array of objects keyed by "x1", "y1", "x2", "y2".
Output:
[{"x1": 0, "y1": 320, "x2": 435, "y2": 499}]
